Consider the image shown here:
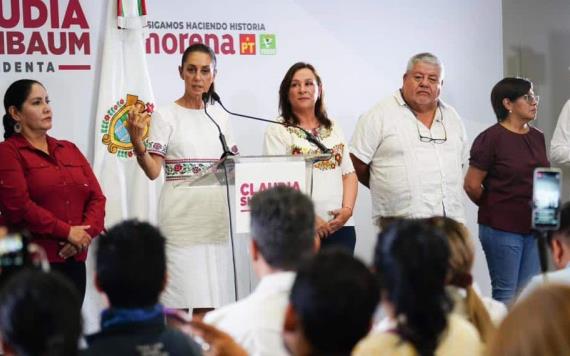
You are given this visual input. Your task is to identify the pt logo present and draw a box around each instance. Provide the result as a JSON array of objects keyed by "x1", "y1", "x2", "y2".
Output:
[
  {"x1": 239, "y1": 34, "x2": 256, "y2": 55},
  {"x1": 101, "y1": 94, "x2": 154, "y2": 158}
]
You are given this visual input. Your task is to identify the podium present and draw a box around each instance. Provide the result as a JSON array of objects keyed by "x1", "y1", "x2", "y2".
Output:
[{"x1": 176, "y1": 154, "x2": 328, "y2": 302}]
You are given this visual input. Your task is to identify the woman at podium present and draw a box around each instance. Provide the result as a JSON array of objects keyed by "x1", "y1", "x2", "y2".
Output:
[
  {"x1": 127, "y1": 44, "x2": 238, "y2": 314},
  {"x1": 263, "y1": 62, "x2": 358, "y2": 253}
]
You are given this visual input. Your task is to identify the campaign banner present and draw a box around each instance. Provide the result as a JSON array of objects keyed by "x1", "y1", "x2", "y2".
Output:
[{"x1": 234, "y1": 160, "x2": 305, "y2": 233}]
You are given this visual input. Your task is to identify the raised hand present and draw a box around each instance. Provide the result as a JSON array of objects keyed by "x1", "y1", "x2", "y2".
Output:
[{"x1": 126, "y1": 106, "x2": 151, "y2": 148}]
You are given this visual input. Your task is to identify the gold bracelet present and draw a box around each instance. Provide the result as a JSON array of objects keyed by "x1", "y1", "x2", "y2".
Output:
[{"x1": 342, "y1": 206, "x2": 353, "y2": 214}]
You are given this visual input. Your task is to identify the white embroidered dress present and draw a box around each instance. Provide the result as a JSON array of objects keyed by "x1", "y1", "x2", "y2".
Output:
[
  {"x1": 147, "y1": 102, "x2": 238, "y2": 309},
  {"x1": 263, "y1": 118, "x2": 355, "y2": 226}
]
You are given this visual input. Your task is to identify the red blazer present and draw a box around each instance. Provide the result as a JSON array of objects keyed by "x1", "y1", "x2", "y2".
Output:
[{"x1": 0, "y1": 134, "x2": 106, "y2": 262}]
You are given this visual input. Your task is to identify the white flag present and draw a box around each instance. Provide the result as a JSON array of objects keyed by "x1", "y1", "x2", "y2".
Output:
[
  {"x1": 85, "y1": 0, "x2": 161, "y2": 334},
  {"x1": 93, "y1": 0, "x2": 161, "y2": 228}
]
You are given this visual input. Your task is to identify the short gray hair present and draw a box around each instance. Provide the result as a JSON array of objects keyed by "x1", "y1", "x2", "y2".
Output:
[
  {"x1": 250, "y1": 186, "x2": 315, "y2": 270},
  {"x1": 406, "y1": 52, "x2": 445, "y2": 81}
]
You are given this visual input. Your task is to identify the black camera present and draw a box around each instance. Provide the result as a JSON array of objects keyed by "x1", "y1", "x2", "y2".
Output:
[
  {"x1": 0, "y1": 230, "x2": 49, "y2": 287},
  {"x1": 0, "y1": 232, "x2": 28, "y2": 269}
]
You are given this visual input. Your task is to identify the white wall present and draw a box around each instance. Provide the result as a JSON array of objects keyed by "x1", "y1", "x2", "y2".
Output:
[{"x1": 503, "y1": 0, "x2": 570, "y2": 200}]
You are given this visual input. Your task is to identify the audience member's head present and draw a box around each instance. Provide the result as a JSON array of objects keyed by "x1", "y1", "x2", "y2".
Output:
[
  {"x1": 374, "y1": 219, "x2": 452, "y2": 356},
  {"x1": 0, "y1": 269, "x2": 81, "y2": 356},
  {"x1": 548, "y1": 202, "x2": 570, "y2": 269},
  {"x1": 488, "y1": 284, "x2": 570, "y2": 356},
  {"x1": 424, "y1": 217, "x2": 474, "y2": 284},
  {"x1": 96, "y1": 219, "x2": 166, "y2": 308},
  {"x1": 249, "y1": 186, "x2": 315, "y2": 273},
  {"x1": 283, "y1": 249, "x2": 379, "y2": 356},
  {"x1": 426, "y1": 217, "x2": 495, "y2": 343}
]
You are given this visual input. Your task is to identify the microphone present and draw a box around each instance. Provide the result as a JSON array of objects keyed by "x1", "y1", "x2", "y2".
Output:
[
  {"x1": 202, "y1": 93, "x2": 235, "y2": 159},
  {"x1": 210, "y1": 92, "x2": 332, "y2": 154}
]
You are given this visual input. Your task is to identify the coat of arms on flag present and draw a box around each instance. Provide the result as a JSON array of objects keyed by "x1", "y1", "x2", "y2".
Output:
[{"x1": 100, "y1": 94, "x2": 154, "y2": 158}]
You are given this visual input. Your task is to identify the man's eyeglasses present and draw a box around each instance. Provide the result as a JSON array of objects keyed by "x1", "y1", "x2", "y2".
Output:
[
  {"x1": 416, "y1": 108, "x2": 447, "y2": 144},
  {"x1": 521, "y1": 94, "x2": 540, "y2": 104}
]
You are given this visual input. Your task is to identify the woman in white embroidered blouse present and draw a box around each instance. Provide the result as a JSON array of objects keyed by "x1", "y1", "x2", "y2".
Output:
[
  {"x1": 263, "y1": 62, "x2": 358, "y2": 252},
  {"x1": 125, "y1": 44, "x2": 237, "y2": 315}
]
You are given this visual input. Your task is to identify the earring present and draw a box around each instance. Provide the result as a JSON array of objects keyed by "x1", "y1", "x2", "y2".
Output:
[
  {"x1": 508, "y1": 110, "x2": 512, "y2": 113},
  {"x1": 14, "y1": 122, "x2": 21, "y2": 133}
]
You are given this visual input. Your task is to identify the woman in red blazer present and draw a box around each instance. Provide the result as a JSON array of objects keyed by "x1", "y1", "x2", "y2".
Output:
[{"x1": 0, "y1": 79, "x2": 106, "y2": 302}]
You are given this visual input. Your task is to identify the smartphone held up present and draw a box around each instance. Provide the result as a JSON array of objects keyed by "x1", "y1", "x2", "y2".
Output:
[{"x1": 532, "y1": 167, "x2": 562, "y2": 231}]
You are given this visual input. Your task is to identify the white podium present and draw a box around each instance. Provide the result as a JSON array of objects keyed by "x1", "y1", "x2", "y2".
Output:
[{"x1": 180, "y1": 154, "x2": 328, "y2": 301}]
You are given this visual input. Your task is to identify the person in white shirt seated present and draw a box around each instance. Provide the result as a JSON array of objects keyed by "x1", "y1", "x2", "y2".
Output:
[
  {"x1": 517, "y1": 202, "x2": 570, "y2": 301},
  {"x1": 204, "y1": 186, "x2": 317, "y2": 356}
]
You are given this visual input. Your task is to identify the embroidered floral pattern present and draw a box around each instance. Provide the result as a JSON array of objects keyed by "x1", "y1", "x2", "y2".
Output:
[
  {"x1": 146, "y1": 141, "x2": 167, "y2": 156},
  {"x1": 287, "y1": 125, "x2": 333, "y2": 141},
  {"x1": 289, "y1": 143, "x2": 345, "y2": 171},
  {"x1": 164, "y1": 159, "x2": 216, "y2": 180}
]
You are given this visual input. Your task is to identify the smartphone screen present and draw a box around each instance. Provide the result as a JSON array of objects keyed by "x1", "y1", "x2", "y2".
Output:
[{"x1": 532, "y1": 168, "x2": 562, "y2": 230}]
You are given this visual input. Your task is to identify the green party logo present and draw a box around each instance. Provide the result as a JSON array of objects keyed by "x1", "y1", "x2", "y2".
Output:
[{"x1": 259, "y1": 34, "x2": 276, "y2": 55}]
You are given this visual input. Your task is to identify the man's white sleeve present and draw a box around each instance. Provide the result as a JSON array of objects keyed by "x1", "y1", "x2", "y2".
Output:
[
  {"x1": 349, "y1": 107, "x2": 383, "y2": 165},
  {"x1": 550, "y1": 100, "x2": 570, "y2": 165}
]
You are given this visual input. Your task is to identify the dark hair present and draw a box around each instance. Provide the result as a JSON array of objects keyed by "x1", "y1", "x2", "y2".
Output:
[
  {"x1": 96, "y1": 220, "x2": 166, "y2": 308},
  {"x1": 279, "y1": 62, "x2": 332, "y2": 129},
  {"x1": 249, "y1": 186, "x2": 315, "y2": 270},
  {"x1": 550, "y1": 202, "x2": 570, "y2": 245},
  {"x1": 0, "y1": 269, "x2": 81, "y2": 356},
  {"x1": 374, "y1": 219, "x2": 452, "y2": 356},
  {"x1": 490, "y1": 77, "x2": 532, "y2": 122},
  {"x1": 181, "y1": 43, "x2": 217, "y2": 103},
  {"x1": 3, "y1": 79, "x2": 43, "y2": 139},
  {"x1": 290, "y1": 249, "x2": 379, "y2": 355}
]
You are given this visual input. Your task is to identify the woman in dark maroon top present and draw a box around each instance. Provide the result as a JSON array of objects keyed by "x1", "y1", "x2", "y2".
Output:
[
  {"x1": 464, "y1": 77, "x2": 548, "y2": 304},
  {"x1": 0, "y1": 79, "x2": 106, "y2": 302}
]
